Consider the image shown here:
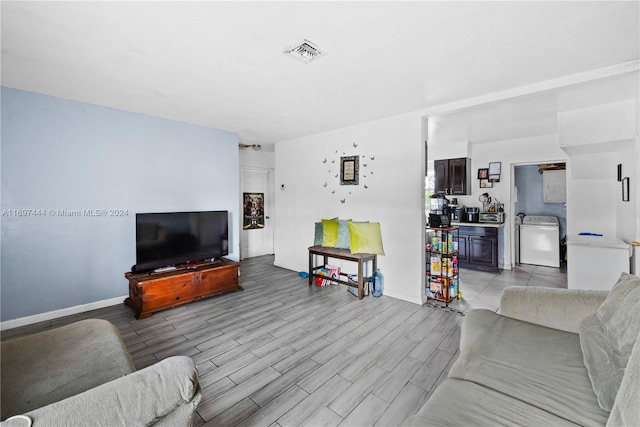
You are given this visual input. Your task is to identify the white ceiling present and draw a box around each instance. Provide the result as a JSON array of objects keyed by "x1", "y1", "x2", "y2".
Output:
[{"x1": 2, "y1": 1, "x2": 639, "y2": 147}]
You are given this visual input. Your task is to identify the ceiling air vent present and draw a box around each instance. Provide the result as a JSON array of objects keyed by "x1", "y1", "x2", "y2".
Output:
[{"x1": 284, "y1": 39, "x2": 326, "y2": 63}]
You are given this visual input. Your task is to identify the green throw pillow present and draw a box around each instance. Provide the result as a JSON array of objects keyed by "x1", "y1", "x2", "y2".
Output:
[
  {"x1": 314, "y1": 217, "x2": 337, "y2": 246},
  {"x1": 321, "y1": 219, "x2": 339, "y2": 247},
  {"x1": 348, "y1": 222, "x2": 384, "y2": 255}
]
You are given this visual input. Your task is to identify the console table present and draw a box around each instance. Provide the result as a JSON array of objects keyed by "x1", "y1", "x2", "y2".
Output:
[
  {"x1": 308, "y1": 246, "x2": 377, "y2": 299},
  {"x1": 124, "y1": 259, "x2": 241, "y2": 319}
]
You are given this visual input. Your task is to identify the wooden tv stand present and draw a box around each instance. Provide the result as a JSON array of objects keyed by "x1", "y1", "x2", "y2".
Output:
[{"x1": 124, "y1": 259, "x2": 241, "y2": 319}]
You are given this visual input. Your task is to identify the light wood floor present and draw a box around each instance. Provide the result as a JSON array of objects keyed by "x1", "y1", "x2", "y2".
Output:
[{"x1": 3, "y1": 255, "x2": 465, "y2": 426}]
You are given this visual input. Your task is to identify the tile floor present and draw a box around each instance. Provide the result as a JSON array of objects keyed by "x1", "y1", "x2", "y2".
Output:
[{"x1": 448, "y1": 262, "x2": 568, "y2": 314}]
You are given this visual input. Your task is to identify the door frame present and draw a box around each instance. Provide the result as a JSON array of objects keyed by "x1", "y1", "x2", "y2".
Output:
[{"x1": 240, "y1": 166, "x2": 275, "y2": 260}]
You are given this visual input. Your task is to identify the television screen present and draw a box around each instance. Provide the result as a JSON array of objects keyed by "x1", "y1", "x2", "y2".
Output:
[{"x1": 135, "y1": 211, "x2": 229, "y2": 272}]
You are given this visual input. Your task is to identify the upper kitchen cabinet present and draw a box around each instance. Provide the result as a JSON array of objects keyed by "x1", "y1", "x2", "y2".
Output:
[
  {"x1": 434, "y1": 158, "x2": 471, "y2": 195},
  {"x1": 543, "y1": 169, "x2": 566, "y2": 203}
]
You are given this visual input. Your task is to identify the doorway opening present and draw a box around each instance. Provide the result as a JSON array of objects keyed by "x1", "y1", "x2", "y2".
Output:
[
  {"x1": 240, "y1": 167, "x2": 275, "y2": 260},
  {"x1": 513, "y1": 162, "x2": 567, "y2": 269}
]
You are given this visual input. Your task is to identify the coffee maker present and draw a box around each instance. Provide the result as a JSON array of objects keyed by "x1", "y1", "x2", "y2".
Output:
[
  {"x1": 449, "y1": 198, "x2": 460, "y2": 222},
  {"x1": 429, "y1": 194, "x2": 451, "y2": 228}
]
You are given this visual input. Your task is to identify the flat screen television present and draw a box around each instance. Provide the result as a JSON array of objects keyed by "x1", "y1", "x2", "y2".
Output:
[{"x1": 134, "y1": 210, "x2": 229, "y2": 273}]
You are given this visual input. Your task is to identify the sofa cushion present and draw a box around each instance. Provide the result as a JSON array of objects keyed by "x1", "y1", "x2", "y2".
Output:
[
  {"x1": 17, "y1": 356, "x2": 201, "y2": 427},
  {"x1": 405, "y1": 379, "x2": 577, "y2": 427},
  {"x1": 607, "y1": 331, "x2": 640, "y2": 427},
  {"x1": 579, "y1": 272, "x2": 640, "y2": 412},
  {"x1": 448, "y1": 309, "x2": 609, "y2": 426},
  {"x1": 1, "y1": 319, "x2": 135, "y2": 420}
]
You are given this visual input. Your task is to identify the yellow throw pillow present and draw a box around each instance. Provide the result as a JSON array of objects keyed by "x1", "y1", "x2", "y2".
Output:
[
  {"x1": 348, "y1": 222, "x2": 384, "y2": 255},
  {"x1": 321, "y1": 219, "x2": 339, "y2": 247}
]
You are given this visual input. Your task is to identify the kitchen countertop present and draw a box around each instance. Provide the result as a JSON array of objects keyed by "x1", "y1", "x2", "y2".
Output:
[{"x1": 450, "y1": 221, "x2": 505, "y2": 228}]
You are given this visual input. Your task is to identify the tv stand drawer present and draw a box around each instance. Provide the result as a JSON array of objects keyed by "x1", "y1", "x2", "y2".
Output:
[{"x1": 124, "y1": 260, "x2": 241, "y2": 319}]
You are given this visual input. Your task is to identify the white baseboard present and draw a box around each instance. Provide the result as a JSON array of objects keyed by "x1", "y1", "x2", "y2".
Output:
[
  {"x1": 1, "y1": 295, "x2": 128, "y2": 331},
  {"x1": 382, "y1": 289, "x2": 423, "y2": 306}
]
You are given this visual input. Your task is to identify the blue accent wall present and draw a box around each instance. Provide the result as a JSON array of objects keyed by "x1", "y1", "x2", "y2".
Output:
[
  {"x1": 1, "y1": 87, "x2": 239, "y2": 321},
  {"x1": 514, "y1": 165, "x2": 567, "y2": 238}
]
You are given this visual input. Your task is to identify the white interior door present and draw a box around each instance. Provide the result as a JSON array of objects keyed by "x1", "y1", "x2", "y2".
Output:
[{"x1": 241, "y1": 168, "x2": 274, "y2": 259}]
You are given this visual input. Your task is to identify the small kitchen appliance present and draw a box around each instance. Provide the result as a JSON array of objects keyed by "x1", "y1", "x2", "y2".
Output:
[
  {"x1": 452, "y1": 206, "x2": 464, "y2": 222},
  {"x1": 465, "y1": 207, "x2": 479, "y2": 223},
  {"x1": 448, "y1": 198, "x2": 459, "y2": 222},
  {"x1": 429, "y1": 194, "x2": 451, "y2": 228},
  {"x1": 479, "y1": 212, "x2": 506, "y2": 223}
]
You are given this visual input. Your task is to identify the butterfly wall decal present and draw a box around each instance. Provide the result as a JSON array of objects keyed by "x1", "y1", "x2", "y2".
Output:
[
  {"x1": 353, "y1": 143, "x2": 358, "y2": 148},
  {"x1": 364, "y1": 185, "x2": 368, "y2": 189},
  {"x1": 323, "y1": 182, "x2": 328, "y2": 188},
  {"x1": 322, "y1": 158, "x2": 327, "y2": 164},
  {"x1": 340, "y1": 199, "x2": 346, "y2": 204},
  {"x1": 370, "y1": 156, "x2": 375, "y2": 160}
]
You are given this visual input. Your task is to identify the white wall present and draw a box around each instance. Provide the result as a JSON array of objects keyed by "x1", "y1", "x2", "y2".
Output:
[
  {"x1": 239, "y1": 148, "x2": 275, "y2": 169},
  {"x1": 615, "y1": 139, "x2": 638, "y2": 240},
  {"x1": 558, "y1": 98, "x2": 638, "y2": 242},
  {"x1": 274, "y1": 112, "x2": 425, "y2": 304},
  {"x1": 1, "y1": 88, "x2": 240, "y2": 322}
]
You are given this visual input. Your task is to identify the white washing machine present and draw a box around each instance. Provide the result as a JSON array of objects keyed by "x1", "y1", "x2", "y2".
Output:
[{"x1": 519, "y1": 215, "x2": 560, "y2": 268}]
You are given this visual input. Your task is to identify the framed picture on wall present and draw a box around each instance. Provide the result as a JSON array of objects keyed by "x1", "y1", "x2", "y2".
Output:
[
  {"x1": 622, "y1": 177, "x2": 630, "y2": 202},
  {"x1": 479, "y1": 179, "x2": 492, "y2": 188},
  {"x1": 478, "y1": 168, "x2": 489, "y2": 179},
  {"x1": 489, "y1": 162, "x2": 502, "y2": 175},
  {"x1": 340, "y1": 155, "x2": 359, "y2": 186}
]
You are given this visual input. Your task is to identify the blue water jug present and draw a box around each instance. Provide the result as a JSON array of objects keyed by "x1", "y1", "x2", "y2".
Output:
[{"x1": 372, "y1": 269, "x2": 384, "y2": 297}]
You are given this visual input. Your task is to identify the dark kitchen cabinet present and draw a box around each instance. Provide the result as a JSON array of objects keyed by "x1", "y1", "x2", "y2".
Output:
[
  {"x1": 457, "y1": 226, "x2": 499, "y2": 273},
  {"x1": 457, "y1": 231, "x2": 469, "y2": 263},
  {"x1": 434, "y1": 158, "x2": 471, "y2": 195}
]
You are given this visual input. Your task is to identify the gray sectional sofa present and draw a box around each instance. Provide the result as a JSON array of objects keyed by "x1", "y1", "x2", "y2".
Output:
[
  {"x1": 1, "y1": 319, "x2": 201, "y2": 426},
  {"x1": 407, "y1": 272, "x2": 640, "y2": 426}
]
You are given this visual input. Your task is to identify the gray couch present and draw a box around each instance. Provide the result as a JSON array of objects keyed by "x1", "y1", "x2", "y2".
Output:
[
  {"x1": 1, "y1": 319, "x2": 202, "y2": 426},
  {"x1": 407, "y1": 272, "x2": 640, "y2": 426}
]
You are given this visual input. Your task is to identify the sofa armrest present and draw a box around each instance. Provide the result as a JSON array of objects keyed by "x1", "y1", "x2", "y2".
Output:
[
  {"x1": 499, "y1": 286, "x2": 608, "y2": 333},
  {"x1": 1, "y1": 356, "x2": 202, "y2": 427}
]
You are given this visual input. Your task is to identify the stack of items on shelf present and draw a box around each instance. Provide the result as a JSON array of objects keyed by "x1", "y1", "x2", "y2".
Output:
[
  {"x1": 314, "y1": 265, "x2": 341, "y2": 287},
  {"x1": 426, "y1": 229, "x2": 460, "y2": 302},
  {"x1": 347, "y1": 274, "x2": 370, "y2": 297}
]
